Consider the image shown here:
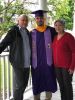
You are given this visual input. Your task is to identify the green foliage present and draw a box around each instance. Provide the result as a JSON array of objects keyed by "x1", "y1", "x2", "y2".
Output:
[
  {"x1": 0, "y1": 0, "x2": 31, "y2": 36},
  {"x1": 0, "y1": 0, "x2": 74, "y2": 35},
  {"x1": 0, "y1": 22, "x2": 15, "y2": 36},
  {"x1": 48, "y1": 0, "x2": 74, "y2": 29}
]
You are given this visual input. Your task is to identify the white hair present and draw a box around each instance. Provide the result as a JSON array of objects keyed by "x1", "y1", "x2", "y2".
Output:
[
  {"x1": 16, "y1": 14, "x2": 28, "y2": 24},
  {"x1": 18, "y1": 14, "x2": 28, "y2": 20}
]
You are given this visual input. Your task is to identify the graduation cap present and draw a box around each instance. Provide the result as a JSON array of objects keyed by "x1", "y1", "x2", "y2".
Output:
[{"x1": 31, "y1": 10, "x2": 47, "y2": 17}]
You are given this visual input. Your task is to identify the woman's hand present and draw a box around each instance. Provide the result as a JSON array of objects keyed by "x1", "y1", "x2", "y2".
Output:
[{"x1": 68, "y1": 69, "x2": 74, "y2": 74}]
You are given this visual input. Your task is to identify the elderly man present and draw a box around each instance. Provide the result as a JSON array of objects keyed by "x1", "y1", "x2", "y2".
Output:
[
  {"x1": 0, "y1": 14, "x2": 31, "y2": 100},
  {"x1": 31, "y1": 10, "x2": 57, "y2": 100}
]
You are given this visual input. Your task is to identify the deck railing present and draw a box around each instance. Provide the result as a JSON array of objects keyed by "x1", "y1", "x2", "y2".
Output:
[{"x1": 0, "y1": 52, "x2": 32, "y2": 100}]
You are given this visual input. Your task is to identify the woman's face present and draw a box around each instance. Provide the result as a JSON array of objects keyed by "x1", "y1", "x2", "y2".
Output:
[{"x1": 54, "y1": 21, "x2": 64, "y2": 33}]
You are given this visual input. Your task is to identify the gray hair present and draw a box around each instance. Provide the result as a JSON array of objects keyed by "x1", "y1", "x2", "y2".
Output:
[
  {"x1": 54, "y1": 19, "x2": 65, "y2": 26},
  {"x1": 18, "y1": 14, "x2": 28, "y2": 20}
]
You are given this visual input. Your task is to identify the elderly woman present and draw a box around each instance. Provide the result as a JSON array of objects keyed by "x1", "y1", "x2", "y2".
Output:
[{"x1": 52, "y1": 19, "x2": 75, "y2": 100}]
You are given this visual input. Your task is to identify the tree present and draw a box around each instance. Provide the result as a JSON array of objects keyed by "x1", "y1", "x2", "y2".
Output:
[
  {"x1": 0, "y1": 0, "x2": 31, "y2": 36},
  {"x1": 73, "y1": 0, "x2": 75, "y2": 34},
  {"x1": 48, "y1": 0, "x2": 74, "y2": 30}
]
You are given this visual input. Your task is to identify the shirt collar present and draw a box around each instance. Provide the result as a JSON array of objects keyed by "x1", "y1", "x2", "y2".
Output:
[{"x1": 18, "y1": 25, "x2": 25, "y2": 30}]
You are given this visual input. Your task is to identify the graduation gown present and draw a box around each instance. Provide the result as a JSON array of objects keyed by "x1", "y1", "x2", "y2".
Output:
[{"x1": 31, "y1": 26, "x2": 57, "y2": 95}]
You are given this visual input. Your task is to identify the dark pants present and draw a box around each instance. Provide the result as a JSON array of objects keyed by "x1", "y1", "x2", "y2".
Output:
[
  {"x1": 55, "y1": 68, "x2": 73, "y2": 100},
  {"x1": 13, "y1": 67, "x2": 30, "y2": 100}
]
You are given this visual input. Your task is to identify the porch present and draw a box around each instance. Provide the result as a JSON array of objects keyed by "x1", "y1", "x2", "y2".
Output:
[{"x1": 0, "y1": 52, "x2": 75, "y2": 100}]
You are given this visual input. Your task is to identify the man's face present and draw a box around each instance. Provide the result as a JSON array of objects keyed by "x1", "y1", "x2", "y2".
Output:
[
  {"x1": 18, "y1": 17, "x2": 28, "y2": 28},
  {"x1": 35, "y1": 16, "x2": 44, "y2": 26}
]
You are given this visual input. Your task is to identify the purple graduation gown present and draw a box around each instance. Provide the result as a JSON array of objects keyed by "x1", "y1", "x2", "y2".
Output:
[{"x1": 31, "y1": 27, "x2": 57, "y2": 95}]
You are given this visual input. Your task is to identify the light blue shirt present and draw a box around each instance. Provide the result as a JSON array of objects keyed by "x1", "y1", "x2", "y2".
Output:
[{"x1": 18, "y1": 25, "x2": 31, "y2": 68}]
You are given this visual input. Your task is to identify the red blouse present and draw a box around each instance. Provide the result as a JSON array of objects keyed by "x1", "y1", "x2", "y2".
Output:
[{"x1": 52, "y1": 32, "x2": 75, "y2": 70}]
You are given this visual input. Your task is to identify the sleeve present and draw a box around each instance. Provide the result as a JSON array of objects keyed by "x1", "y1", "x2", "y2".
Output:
[
  {"x1": 29, "y1": 31, "x2": 32, "y2": 49},
  {"x1": 68, "y1": 34, "x2": 75, "y2": 70},
  {"x1": 0, "y1": 28, "x2": 15, "y2": 54},
  {"x1": 29, "y1": 31, "x2": 32, "y2": 65},
  {"x1": 49, "y1": 26, "x2": 57, "y2": 42}
]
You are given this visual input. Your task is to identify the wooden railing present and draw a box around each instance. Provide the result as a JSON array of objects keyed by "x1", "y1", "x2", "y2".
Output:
[{"x1": 0, "y1": 52, "x2": 32, "y2": 100}]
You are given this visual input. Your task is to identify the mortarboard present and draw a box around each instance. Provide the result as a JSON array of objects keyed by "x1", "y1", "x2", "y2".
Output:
[{"x1": 31, "y1": 10, "x2": 47, "y2": 17}]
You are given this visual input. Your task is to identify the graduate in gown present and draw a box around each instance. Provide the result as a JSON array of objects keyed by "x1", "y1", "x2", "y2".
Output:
[{"x1": 30, "y1": 10, "x2": 57, "y2": 100}]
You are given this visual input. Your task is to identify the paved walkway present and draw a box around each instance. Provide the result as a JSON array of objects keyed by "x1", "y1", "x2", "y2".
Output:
[{"x1": 24, "y1": 72, "x2": 75, "y2": 100}]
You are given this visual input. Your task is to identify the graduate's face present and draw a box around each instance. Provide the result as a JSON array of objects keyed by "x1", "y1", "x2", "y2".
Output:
[{"x1": 35, "y1": 16, "x2": 44, "y2": 26}]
